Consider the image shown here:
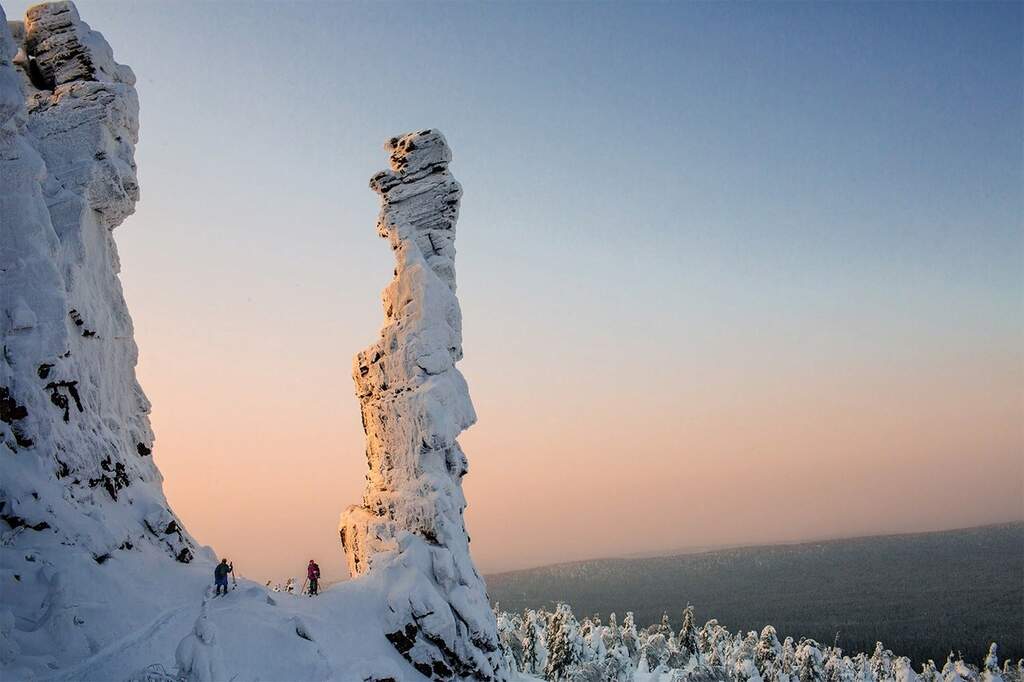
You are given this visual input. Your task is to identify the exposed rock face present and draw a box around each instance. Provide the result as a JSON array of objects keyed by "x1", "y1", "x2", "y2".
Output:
[
  {"x1": 0, "y1": 0, "x2": 196, "y2": 659},
  {"x1": 340, "y1": 130, "x2": 507, "y2": 681}
]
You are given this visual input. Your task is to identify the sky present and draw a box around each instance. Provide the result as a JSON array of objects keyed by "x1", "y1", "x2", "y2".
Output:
[{"x1": 8, "y1": 0, "x2": 1021, "y2": 583}]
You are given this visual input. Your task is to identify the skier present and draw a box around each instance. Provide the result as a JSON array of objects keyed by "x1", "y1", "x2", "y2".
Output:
[
  {"x1": 307, "y1": 559, "x2": 321, "y2": 596},
  {"x1": 214, "y1": 558, "x2": 233, "y2": 596}
]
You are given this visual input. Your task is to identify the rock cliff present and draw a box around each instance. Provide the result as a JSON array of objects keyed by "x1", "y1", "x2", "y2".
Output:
[{"x1": 0, "y1": 3, "x2": 198, "y2": 673}]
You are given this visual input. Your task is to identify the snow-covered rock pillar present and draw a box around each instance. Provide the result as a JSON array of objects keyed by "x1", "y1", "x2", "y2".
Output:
[
  {"x1": 339, "y1": 130, "x2": 507, "y2": 681},
  {"x1": 0, "y1": 1, "x2": 194, "y2": 562}
]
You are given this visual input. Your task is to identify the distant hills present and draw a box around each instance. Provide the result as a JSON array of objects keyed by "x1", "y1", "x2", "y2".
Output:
[{"x1": 486, "y1": 523, "x2": 1024, "y2": 665}]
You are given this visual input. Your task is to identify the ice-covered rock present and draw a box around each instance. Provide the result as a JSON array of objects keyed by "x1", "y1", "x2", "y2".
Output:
[
  {"x1": 339, "y1": 130, "x2": 508, "y2": 681},
  {"x1": 0, "y1": 2, "x2": 198, "y2": 676}
]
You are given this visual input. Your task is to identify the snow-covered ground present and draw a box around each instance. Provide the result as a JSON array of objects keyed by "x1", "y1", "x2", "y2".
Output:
[{"x1": 2, "y1": 540, "x2": 432, "y2": 681}]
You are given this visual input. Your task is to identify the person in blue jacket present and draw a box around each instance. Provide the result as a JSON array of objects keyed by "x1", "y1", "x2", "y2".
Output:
[{"x1": 214, "y1": 558, "x2": 233, "y2": 595}]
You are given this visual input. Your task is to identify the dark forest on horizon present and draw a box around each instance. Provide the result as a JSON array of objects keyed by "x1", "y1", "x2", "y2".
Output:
[{"x1": 488, "y1": 523, "x2": 1024, "y2": 666}]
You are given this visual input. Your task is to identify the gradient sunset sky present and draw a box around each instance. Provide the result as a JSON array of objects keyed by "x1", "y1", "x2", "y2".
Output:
[{"x1": 11, "y1": 0, "x2": 1021, "y2": 582}]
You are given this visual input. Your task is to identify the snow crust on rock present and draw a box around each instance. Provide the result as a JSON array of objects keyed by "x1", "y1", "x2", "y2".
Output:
[
  {"x1": 0, "y1": 0, "x2": 194, "y2": 560},
  {"x1": 0, "y1": 2, "x2": 199, "y2": 675},
  {"x1": 339, "y1": 130, "x2": 508, "y2": 681}
]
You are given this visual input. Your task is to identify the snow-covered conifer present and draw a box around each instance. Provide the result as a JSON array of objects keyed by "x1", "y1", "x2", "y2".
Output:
[
  {"x1": 699, "y1": 618, "x2": 718, "y2": 660},
  {"x1": 602, "y1": 612, "x2": 621, "y2": 653},
  {"x1": 855, "y1": 652, "x2": 878, "y2": 682},
  {"x1": 659, "y1": 613, "x2": 674, "y2": 638},
  {"x1": 826, "y1": 652, "x2": 859, "y2": 682},
  {"x1": 894, "y1": 656, "x2": 920, "y2": 682},
  {"x1": 496, "y1": 610, "x2": 523, "y2": 673},
  {"x1": 582, "y1": 616, "x2": 611, "y2": 666},
  {"x1": 679, "y1": 606, "x2": 699, "y2": 660},
  {"x1": 642, "y1": 632, "x2": 671, "y2": 673},
  {"x1": 522, "y1": 609, "x2": 548, "y2": 676},
  {"x1": 982, "y1": 645, "x2": 1004, "y2": 682},
  {"x1": 545, "y1": 603, "x2": 582, "y2": 680},
  {"x1": 603, "y1": 642, "x2": 633, "y2": 682},
  {"x1": 735, "y1": 631, "x2": 764, "y2": 682},
  {"x1": 920, "y1": 660, "x2": 942, "y2": 682},
  {"x1": 870, "y1": 642, "x2": 895, "y2": 682},
  {"x1": 797, "y1": 640, "x2": 826, "y2": 682},
  {"x1": 621, "y1": 612, "x2": 640, "y2": 659},
  {"x1": 781, "y1": 638, "x2": 798, "y2": 676},
  {"x1": 757, "y1": 625, "x2": 783, "y2": 677}
]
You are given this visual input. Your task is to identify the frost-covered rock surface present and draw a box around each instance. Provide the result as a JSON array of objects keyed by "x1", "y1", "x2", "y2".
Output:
[
  {"x1": 339, "y1": 130, "x2": 507, "y2": 681},
  {"x1": 0, "y1": 2, "x2": 204, "y2": 676},
  {"x1": 0, "y1": 0, "x2": 195, "y2": 564}
]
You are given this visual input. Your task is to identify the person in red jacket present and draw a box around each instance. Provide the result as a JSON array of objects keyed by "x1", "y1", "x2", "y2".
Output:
[{"x1": 306, "y1": 559, "x2": 321, "y2": 596}]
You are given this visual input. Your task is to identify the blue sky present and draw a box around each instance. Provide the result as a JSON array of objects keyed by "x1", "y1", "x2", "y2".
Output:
[{"x1": 8, "y1": 1, "x2": 1021, "y2": 578}]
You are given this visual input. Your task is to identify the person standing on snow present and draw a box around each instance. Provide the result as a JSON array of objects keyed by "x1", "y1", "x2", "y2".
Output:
[
  {"x1": 307, "y1": 559, "x2": 321, "y2": 596},
  {"x1": 214, "y1": 558, "x2": 233, "y2": 596}
]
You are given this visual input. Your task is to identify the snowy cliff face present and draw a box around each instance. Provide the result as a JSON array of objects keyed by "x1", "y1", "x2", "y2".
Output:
[
  {"x1": 1, "y1": 2, "x2": 198, "y2": 672},
  {"x1": 340, "y1": 130, "x2": 508, "y2": 681}
]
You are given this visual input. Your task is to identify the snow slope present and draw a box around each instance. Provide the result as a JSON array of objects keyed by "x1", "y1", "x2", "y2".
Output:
[{"x1": 36, "y1": 566, "x2": 426, "y2": 682}]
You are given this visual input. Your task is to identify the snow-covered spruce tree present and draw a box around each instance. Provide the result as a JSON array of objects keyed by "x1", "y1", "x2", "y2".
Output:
[
  {"x1": 338, "y1": 130, "x2": 506, "y2": 681},
  {"x1": 604, "y1": 642, "x2": 634, "y2": 682},
  {"x1": 894, "y1": 655, "x2": 922, "y2": 682},
  {"x1": 824, "y1": 649, "x2": 859, "y2": 682},
  {"x1": 495, "y1": 609, "x2": 523, "y2": 674},
  {"x1": 659, "y1": 613, "x2": 675, "y2": 638},
  {"x1": 982, "y1": 645, "x2": 1004, "y2": 682},
  {"x1": 797, "y1": 640, "x2": 827, "y2": 682},
  {"x1": 734, "y1": 631, "x2": 763, "y2": 682},
  {"x1": 920, "y1": 660, "x2": 943, "y2": 682},
  {"x1": 522, "y1": 609, "x2": 548, "y2": 676},
  {"x1": 603, "y1": 613, "x2": 621, "y2": 652},
  {"x1": 581, "y1": 615, "x2": 607, "y2": 664},
  {"x1": 756, "y1": 625, "x2": 783, "y2": 678},
  {"x1": 622, "y1": 611, "x2": 640, "y2": 660},
  {"x1": 665, "y1": 630, "x2": 689, "y2": 670},
  {"x1": 942, "y1": 653, "x2": 981, "y2": 682},
  {"x1": 782, "y1": 637, "x2": 799, "y2": 678},
  {"x1": 699, "y1": 619, "x2": 718, "y2": 661},
  {"x1": 642, "y1": 631, "x2": 672, "y2": 673},
  {"x1": 679, "y1": 606, "x2": 700, "y2": 661},
  {"x1": 726, "y1": 630, "x2": 747, "y2": 675},
  {"x1": 701, "y1": 619, "x2": 730, "y2": 668},
  {"x1": 871, "y1": 642, "x2": 896, "y2": 682},
  {"x1": 1000, "y1": 660, "x2": 1023, "y2": 682},
  {"x1": 545, "y1": 603, "x2": 582, "y2": 680}
]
